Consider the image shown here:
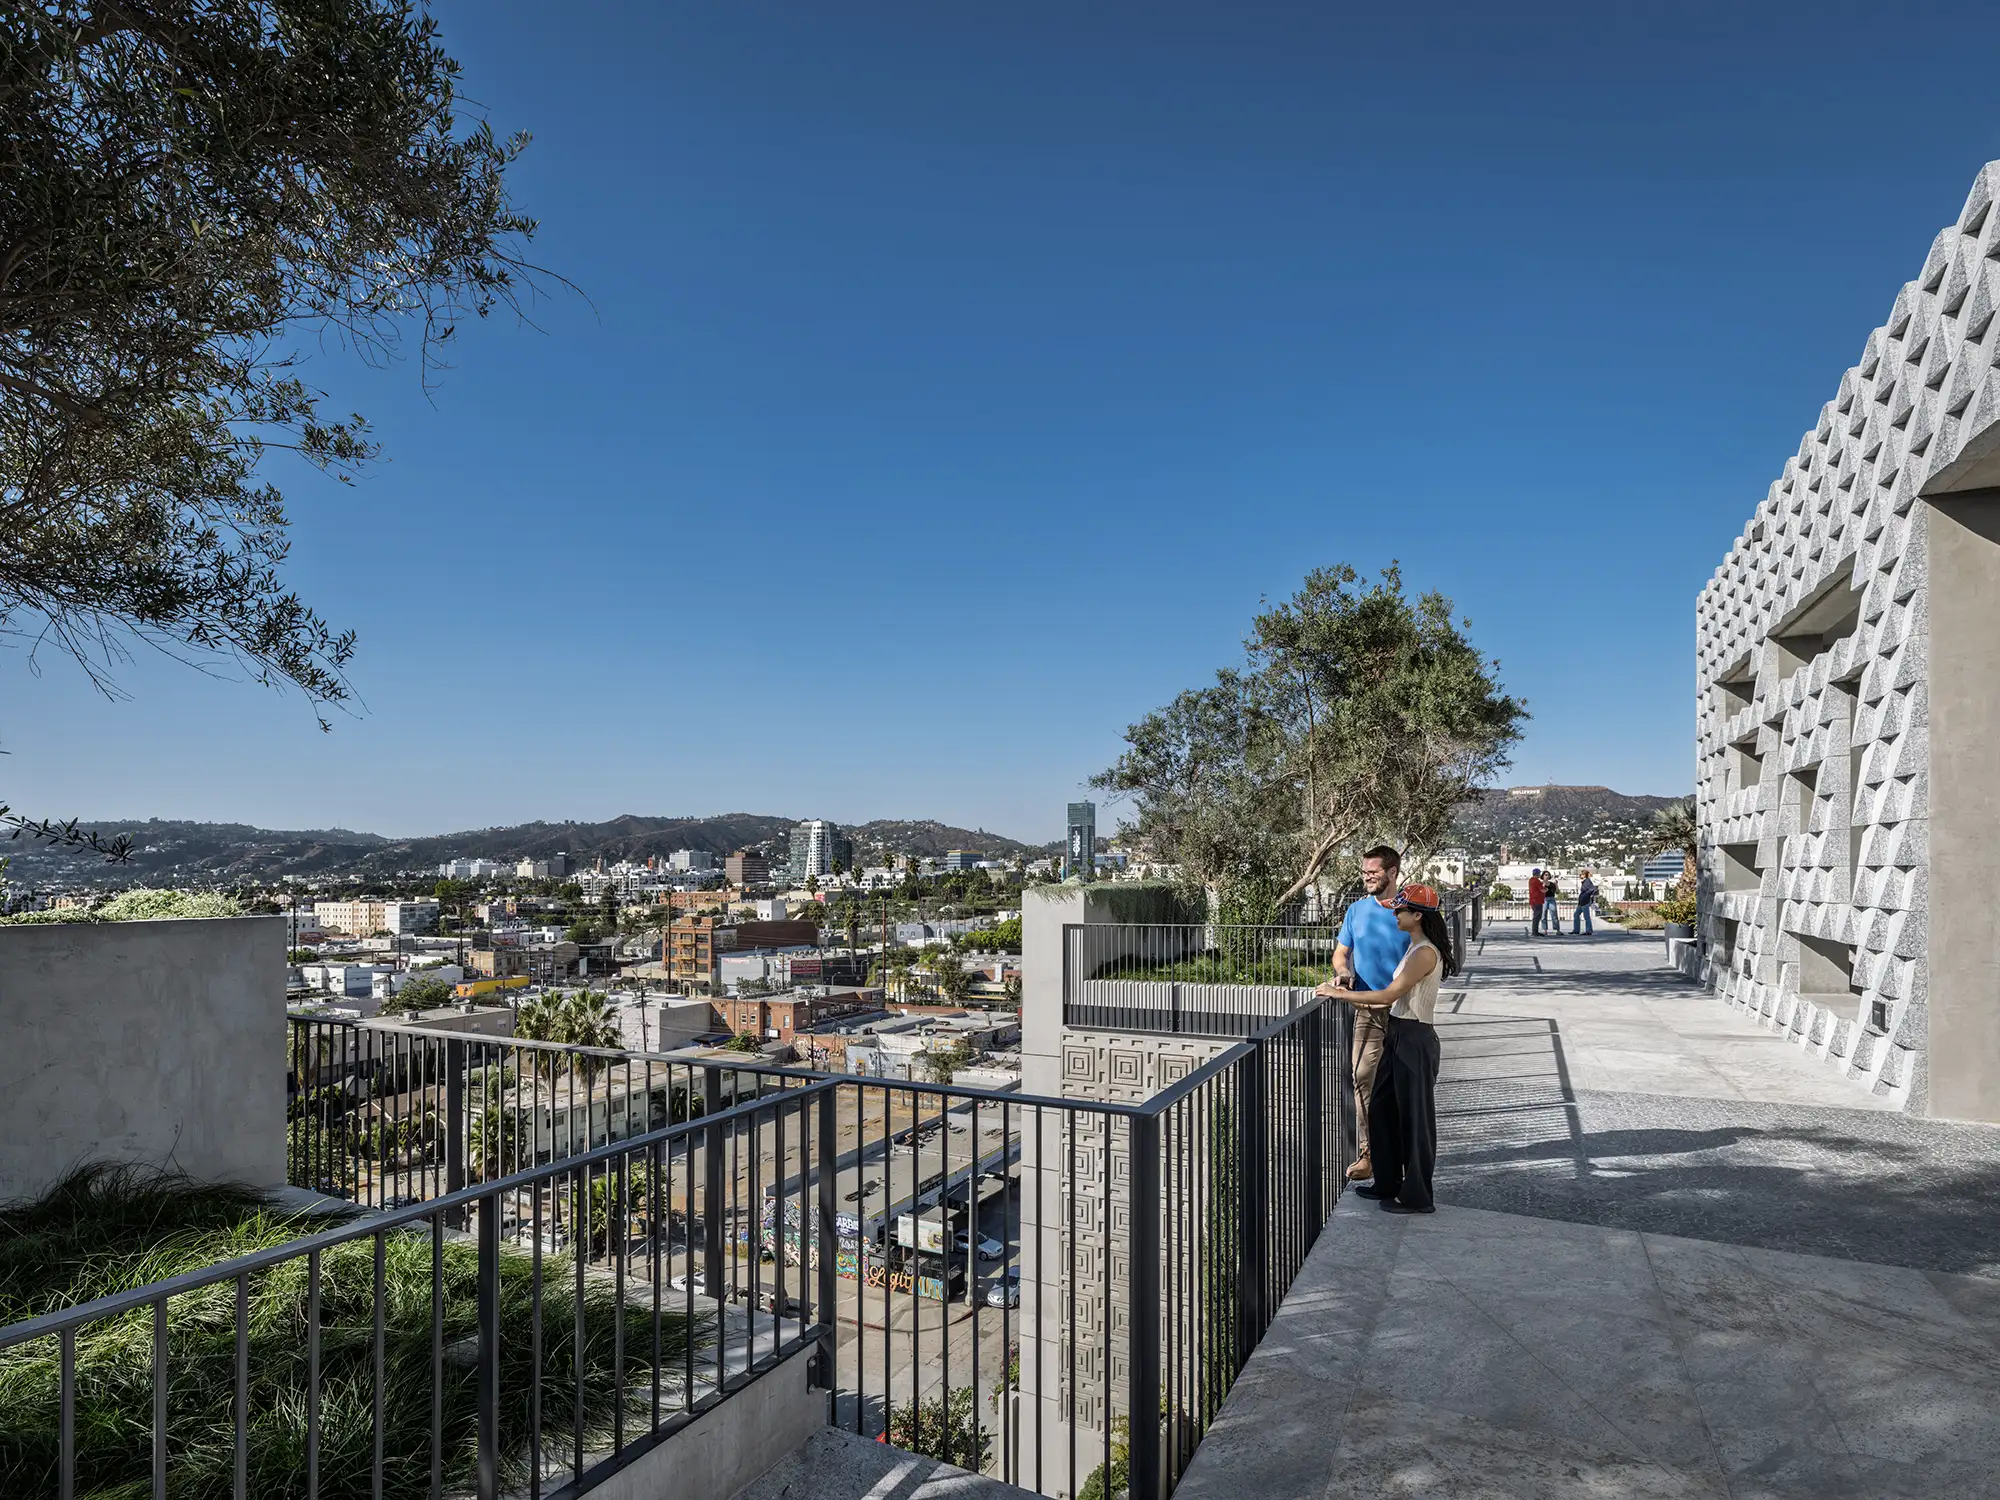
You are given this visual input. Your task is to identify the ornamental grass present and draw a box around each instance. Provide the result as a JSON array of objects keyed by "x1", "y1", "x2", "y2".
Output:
[{"x1": 0, "y1": 1168, "x2": 707, "y2": 1498}]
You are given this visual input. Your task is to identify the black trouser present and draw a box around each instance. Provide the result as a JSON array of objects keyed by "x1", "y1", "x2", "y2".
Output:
[{"x1": 1367, "y1": 1015, "x2": 1441, "y2": 1209}]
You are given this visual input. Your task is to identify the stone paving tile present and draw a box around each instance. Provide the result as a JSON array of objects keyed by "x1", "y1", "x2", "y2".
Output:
[{"x1": 1176, "y1": 925, "x2": 2000, "y2": 1500}]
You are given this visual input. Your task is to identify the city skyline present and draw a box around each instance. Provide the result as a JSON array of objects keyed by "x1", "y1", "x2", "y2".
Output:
[{"x1": 8, "y1": 2, "x2": 2000, "y2": 841}]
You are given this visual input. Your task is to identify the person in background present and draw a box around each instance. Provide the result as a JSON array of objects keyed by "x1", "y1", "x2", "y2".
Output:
[
  {"x1": 1543, "y1": 873, "x2": 1563, "y2": 935},
  {"x1": 1318, "y1": 883, "x2": 1460, "y2": 1214},
  {"x1": 1527, "y1": 867, "x2": 1546, "y2": 937},
  {"x1": 1331, "y1": 844, "x2": 1410, "y2": 1184},
  {"x1": 1573, "y1": 869, "x2": 1598, "y2": 936}
]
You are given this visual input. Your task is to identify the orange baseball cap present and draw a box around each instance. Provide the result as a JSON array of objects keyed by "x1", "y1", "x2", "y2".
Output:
[{"x1": 1393, "y1": 884, "x2": 1441, "y2": 911}]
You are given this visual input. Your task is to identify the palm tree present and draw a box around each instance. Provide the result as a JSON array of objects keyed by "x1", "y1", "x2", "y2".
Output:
[
  {"x1": 1650, "y1": 799, "x2": 1698, "y2": 894},
  {"x1": 560, "y1": 989, "x2": 624, "y2": 1076}
]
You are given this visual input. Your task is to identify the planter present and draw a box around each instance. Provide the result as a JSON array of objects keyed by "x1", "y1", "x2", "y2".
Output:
[{"x1": 1663, "y1": 923, "x2": 1695, "y2": 942}]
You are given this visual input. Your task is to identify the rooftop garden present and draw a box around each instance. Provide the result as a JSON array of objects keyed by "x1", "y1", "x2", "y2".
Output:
[
  {"x1": 0, "y1": 1168, "x2": 706, "y2": 1499},
  {"x1": 0, "y1": 889, "x2": 243, "y2": 925}
]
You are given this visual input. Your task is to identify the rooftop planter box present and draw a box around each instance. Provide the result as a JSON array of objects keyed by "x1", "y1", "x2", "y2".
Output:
[{"x1": 0, "y1": 910, "x2": 287, "y2": 1205}]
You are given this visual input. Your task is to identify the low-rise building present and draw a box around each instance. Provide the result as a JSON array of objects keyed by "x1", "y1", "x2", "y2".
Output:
[{"x1": 667, "y1": 916, "x2": 730, "y2": 994}]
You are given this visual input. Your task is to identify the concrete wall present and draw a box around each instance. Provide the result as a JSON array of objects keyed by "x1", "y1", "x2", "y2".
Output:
[
  {"x1": 1693, "y1": 162, "x2": 2000, "y2": 1115},
  {"x1": 1922, "y1": 492, "x2": 2000, "y2": 1122},
  {"x1": 1017, "y1": 882, "x2": 1200, "y2": 1495},
  {"x1": 582, "y1": 1347, "x2": 822, "y2": 1500},
  {"x1": 0, "y1": 915, "x2": 287, "y2": 1205}
]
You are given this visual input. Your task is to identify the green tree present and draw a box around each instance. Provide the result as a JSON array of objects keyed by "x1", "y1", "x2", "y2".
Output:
[
  {"x1": 395, "y1": 973, "x2": 457, "y2": 1012},
  {"x1": 3, "y1": 2, "x2": 544, "y2": 849},
  {"x1": 928, "y1": 949, "x2": 973, "y2": 1005},
  {"x1": 1000, "y1": 974, "x2": 1022, "y2": 1010},
  {"x1": 923, "y1": 1040, "x2": 977, "y2": 1085},
  {"x1": 467, "y1": 1075, "x2": 524, "y2": 1182},
  {"x1": 886, "y1": 1385, "x2": 991, "y2": 1473},
  {"x1": 1095, "y1": 565, "x2": 1526, "y2": 912},
  {"x1": 559, "y1": 989, "x2": 623, "y2": 1058},
  {"x1": 722, "y1": 1033, "x2": 761, "y2": 1054},
  {"x1": 599, "y1": 884, "x2": 620, "y2": 928}
]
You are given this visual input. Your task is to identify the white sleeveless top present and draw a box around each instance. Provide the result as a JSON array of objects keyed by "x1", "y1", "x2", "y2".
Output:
[{"x1": 1388, "y1": 936, "x2": 1444, "y2": 1025}]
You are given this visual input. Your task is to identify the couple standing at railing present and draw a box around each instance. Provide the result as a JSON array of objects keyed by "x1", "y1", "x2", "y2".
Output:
[{"x1": 1312, "y1": 845, "x2": 1463, "y2": 1215}]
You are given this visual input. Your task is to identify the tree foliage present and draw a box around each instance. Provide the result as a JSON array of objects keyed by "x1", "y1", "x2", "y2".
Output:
[
  {"x1": 393, "y1": 972, "x2": 456, "y2": 1012},
  {"x1": 2, "y1": 0, "x2": 542, "y2": 844},
  {"x1": 1650, "y1": 798, "x2": 1698, "y2": 894},
  {"x1": 1094, "y1": 565, "x2": 1526, "y2": 913},
  {"x1": 886, "y1": 1384, "x2": 991, "y2": 1473}
]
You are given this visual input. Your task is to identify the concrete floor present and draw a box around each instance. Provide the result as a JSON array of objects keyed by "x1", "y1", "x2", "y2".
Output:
[{"x1": 1174, "y1": 922, "x2": 2000, "y2": 1500}]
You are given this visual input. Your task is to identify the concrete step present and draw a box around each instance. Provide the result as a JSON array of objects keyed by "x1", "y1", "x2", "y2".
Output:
[{"x1": 732, "y1": 1428, "x2": 1036, "y2": 1500}]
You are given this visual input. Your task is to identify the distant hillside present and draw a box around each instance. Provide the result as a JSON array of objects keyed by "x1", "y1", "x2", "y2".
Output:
[
  {"x1": 3, "y1": 812, "x2": 1040, "y2": 887},
  {"x1": 1450, "y1": 785, "x2": 1688, "y2": 867},
  {"x1": 851, "y1": 820, "x2": 1045, "y2": 861}
]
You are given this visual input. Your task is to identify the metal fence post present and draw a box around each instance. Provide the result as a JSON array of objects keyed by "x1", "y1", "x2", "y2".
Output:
[
  {"x1": 476, "y1": 1189, "x2": 500, "y2": 1500},
  {"x1": 1236, "y1": 1040, "x2": 1267, "y2": 1365},
  {"x1": 814, "y1": 1084, "x2": 838, "y2": 1394},
  {"x1": 444, "y1": 1037, "x2": 466, "y2": 1227},
  {"x1": 1303, "y1": 1005, "x2": 1324, "y2": 1233},
  {"x1": 1127, "y1": 1110, "x2": 1162, "y2": 1500},
  {"x1": 703, "y1": 1070, "x2": 725, "y2": 1302}
]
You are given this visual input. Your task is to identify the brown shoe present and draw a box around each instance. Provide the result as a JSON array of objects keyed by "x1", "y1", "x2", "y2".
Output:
[{"x1": 1346, "y1": 1157, "x2": 1373, "y2": 1182}]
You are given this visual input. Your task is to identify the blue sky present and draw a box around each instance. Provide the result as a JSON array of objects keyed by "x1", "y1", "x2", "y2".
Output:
[{"x1": 8, "y1": 1, "x2": 2000, "y2": 844}]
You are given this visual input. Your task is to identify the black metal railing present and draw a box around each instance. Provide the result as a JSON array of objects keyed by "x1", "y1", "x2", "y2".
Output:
[
  {"x1": 1062, "y1": 897, "x2": 1478, "y2": 1038},
  {"x1": 8, "y1": 991, "x2": 1360, "y2": 1500},
  {"x1": 0, "y1": 1085, "x2": 820, "y2": 1500},
  {"x1": 1061, "y1": 923, "x2": 1342, "y2": 1036}
]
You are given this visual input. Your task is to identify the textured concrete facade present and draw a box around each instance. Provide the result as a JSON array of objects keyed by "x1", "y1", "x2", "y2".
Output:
[{"x1": 1697, "y1": 163, "x2": 2000, "y2": 1121}]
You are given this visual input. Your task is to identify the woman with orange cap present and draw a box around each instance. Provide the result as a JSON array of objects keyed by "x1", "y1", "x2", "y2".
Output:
[{"x1": 1315, "y1": 883, "x2": 1459, "y2": 1213}]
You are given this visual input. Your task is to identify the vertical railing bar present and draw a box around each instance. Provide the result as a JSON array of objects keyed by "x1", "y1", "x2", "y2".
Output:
[
  {"x1": 233, "y1": 1273, "x2": 248, "y2": 1500},
  {"x1": 373, "y1": 1232, "x2": 387, "y2": 1500},
  {"x1": 431, "y1": 1213, "x2": 444, "y2": 1500},
  {"x1": 60, "y1": 1323, "x2": 76, "y2": 1500},
  {"x1": 1129, "y1": 1107, "x2": 1162, "y2": 1500},
  {"x1": 650, "y1": 1135, "x2": 663, "y2": 1434},
  {"x1": 573, "y1": 1165, "x2": 586, "y2": 1480},
  {"x1": 817, "y1": 1083, "x2": 838, "y2": 1400},
  {"x1": 531, "y1": 1177, "x2": 544, "y2": 1500},
  {"x1": 152, "y1": 1297, "x2": 168, "y2": 1500},
  {"x1": 1066, "y1": 1105, "x2": 1076, "y2": 1497},
  {"x1": 613, "y1": 1148, "x2": 628, "y2": 1456},
  {"x1": 306, "y1": 1249, "x2": 321, "y2": 1500},
  {"x1": 477, "y1": 1178, "x2": 500, "y2": 1500}
]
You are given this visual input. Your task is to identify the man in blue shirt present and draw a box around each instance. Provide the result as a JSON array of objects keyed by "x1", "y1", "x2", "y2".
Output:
[{"x1": 1333, "y1": 844, "x2": 1411, "y2": 1182}]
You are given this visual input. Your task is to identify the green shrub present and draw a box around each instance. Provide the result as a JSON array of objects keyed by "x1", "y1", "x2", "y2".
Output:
[
  {"x1": 0, "y1": 889, "x2": 243, "y2": 925},
  {"x1": 1656, "y1": 893, "x2": 1698, "y2": 927}
]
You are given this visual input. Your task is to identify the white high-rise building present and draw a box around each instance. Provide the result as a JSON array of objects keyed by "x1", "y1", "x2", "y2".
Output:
[
  {"x1": 668, "y1": 849, "x2": 714, "y2": 873},
  {"x1": 788, "y1": 820, "x2": 848, "y2": 880}
]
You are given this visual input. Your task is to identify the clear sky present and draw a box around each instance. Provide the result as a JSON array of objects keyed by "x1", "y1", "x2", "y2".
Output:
[{"x1": 9, "y1": 1, "x2": 2000, "y2": 844}]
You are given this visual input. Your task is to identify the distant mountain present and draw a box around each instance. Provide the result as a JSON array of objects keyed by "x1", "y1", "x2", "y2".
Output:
[
  {"x1": 851, "y1": 820, "x2": 1048, "y2": 861},
  {"x1": 3, "y1": 812, "x2": 1041, "y2": 887},
  {"x1": 1450, "y1": 785, "x2": 1688, "y2": 867}
]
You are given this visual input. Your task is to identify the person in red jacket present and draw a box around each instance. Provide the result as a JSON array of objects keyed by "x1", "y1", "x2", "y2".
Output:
[{"x1": 1527, "y1": 868, "x2": 1546, "y2": 938}]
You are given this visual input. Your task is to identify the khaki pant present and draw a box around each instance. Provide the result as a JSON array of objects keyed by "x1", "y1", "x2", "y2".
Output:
[{"x1": 1351, "y1": 1007, "x2": 1386, "y2": 1164}]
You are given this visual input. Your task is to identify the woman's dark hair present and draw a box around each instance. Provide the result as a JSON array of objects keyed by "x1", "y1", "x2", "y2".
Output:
[{"x1": 1413, "y1": 907, "x2": 1460, "y2": 977}]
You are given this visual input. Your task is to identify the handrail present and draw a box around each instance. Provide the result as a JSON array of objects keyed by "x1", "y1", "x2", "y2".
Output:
[{"x1": 0, "y1": 1082, "x2": 805, "y2": 1352}]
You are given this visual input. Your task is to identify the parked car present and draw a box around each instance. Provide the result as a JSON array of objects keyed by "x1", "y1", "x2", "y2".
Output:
[
  {"x1": 986, "y1": 1267, "x2": 1021, "y2": 1308},
  {"x1": 954, "y1": 1231, "x2": 1006, "y2": 1262}
]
